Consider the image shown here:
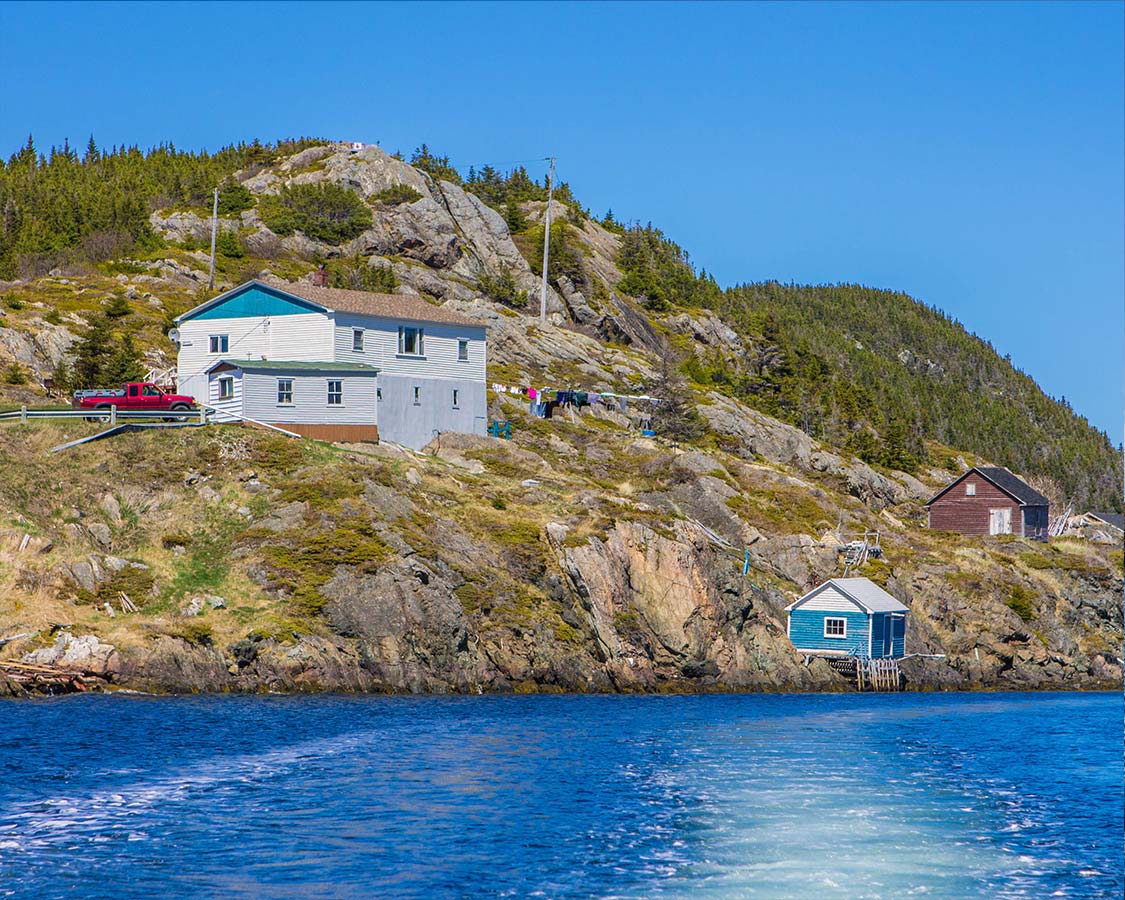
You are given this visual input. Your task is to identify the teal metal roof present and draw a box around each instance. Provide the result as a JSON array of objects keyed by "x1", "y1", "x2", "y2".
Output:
[
  {"x1": 177, "y1": 283, "x2": 327, "y2": 322},
  {"x1": 208, "y1": 359, "x2": 379, "y2": 375}
]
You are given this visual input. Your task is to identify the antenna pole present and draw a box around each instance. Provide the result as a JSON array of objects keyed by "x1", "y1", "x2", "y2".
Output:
[
  {"x1": 539, "y1": 156, "x2": 555, "y2": 322},
  {"x1": 208, "y1": 187, "x2": 219, "y2": 290}
]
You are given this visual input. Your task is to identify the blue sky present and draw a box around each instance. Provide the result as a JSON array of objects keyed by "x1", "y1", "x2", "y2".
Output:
[{"x1": 2, "y1": 1, "x2": 1121, "y2": 438}]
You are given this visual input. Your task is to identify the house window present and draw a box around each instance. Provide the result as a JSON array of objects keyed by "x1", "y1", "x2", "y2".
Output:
[
  {"x1": 327, "y1": 380, "x2": 343, "y2": 405},
  {"x1": 377, "y1": 388, "x2": 383, "y2": 402},
  {"x1": 352, "y1": 329, "x2": 364, "y2": 352},
  {"x1": 217, "y1": 377, "x2": 234, "y2": 401},
  {"x1": 413, "y1": 386, "x2": 421, "y2": 405},
  {"x1": 458, "y1": 339, "x2": 469, "y2": 361},
  {"x1": 277, "y1": 378, "x2": 293, "y2": 405},
  {"x1": 965, "y1": 483, "x2": 976, "y2": 496},
  {"x1": 452, "y1": 389, "x2": 459, "y2": 408},
  {"x1": 824, "y1": 617, "x2": 847, "y2": 639},
  {"x1": 398, "y1": 326, "x2": 424, "y2": 356},
  {"x1": 209, "y1": 335, "x2": 229, "y2": 354}
]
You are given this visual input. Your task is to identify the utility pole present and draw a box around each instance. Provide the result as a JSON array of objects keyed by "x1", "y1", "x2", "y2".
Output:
[
  {"x1": 207, "y1": 187, "x2": 219, "y2": 290},
  {"x1": 539, "y1": 156, "x2": 555, "y2": 322}
]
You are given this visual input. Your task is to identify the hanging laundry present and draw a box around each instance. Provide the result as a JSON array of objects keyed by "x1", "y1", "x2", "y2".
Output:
[
  {"x1": 576, "y1": 391, "x2": 589, "y2": 406},
  {"x1": 528, "y1": 387, "x2": 537, "y2": 401}
]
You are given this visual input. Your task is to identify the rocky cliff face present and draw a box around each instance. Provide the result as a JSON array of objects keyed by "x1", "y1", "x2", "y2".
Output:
[{"x1": 0, "y1": 142, "x2": 1120, "y2": 696}]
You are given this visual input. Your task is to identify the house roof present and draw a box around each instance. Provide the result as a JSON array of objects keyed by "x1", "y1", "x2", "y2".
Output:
[
  {"x1": 206, "y1": 359, "x2": 379, "y2": 375},
  {"x1": 178, "y1": 279, "x2": 485, "y2": 329},
  {"x1": 261, "y1": 278, "x2": 483, "y2": 329},
  {"x1": 785, "y1": 577, "x2": 909, "y2": 613},
  {"x1": 925, "y1": 466, "x2": 1049, "y2": 508},
  {"x1": 1088, "y1": 512, "x2": 1125, "y2": 532}
]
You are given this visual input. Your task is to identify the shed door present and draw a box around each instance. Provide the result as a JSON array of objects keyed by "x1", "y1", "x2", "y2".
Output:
[
  {"x1": 989, "y1": 508, "x2": 1012, "y2": 535},
  {"x1": 882, "y1": 615, "x2": 893, "y2": 657}
]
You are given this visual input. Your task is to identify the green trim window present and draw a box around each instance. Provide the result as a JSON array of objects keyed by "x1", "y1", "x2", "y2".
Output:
[{"x1": 277, "y1": 378, "x2": 293, "y2": 405}]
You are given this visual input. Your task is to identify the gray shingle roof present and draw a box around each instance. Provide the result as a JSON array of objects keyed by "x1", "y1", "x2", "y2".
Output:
[
  {"x1": 828, "y1": 578, "x2": 910, "y2": 612},
  {"x1": 926, "y1": 466, "x2": 1049, "y2": 507},
  {"x1": 1090, "y1": 512, "x2": 1124, "y2": 532},
  {"x1": 208, "y1": 359, "x2": 379, "y2": 374},
  {"x1": 786, "y1": 577, "x2": 909, "y2": 613},
  {"x1": 975, "y1": 467, "x2": 1049, "y2": 506}
]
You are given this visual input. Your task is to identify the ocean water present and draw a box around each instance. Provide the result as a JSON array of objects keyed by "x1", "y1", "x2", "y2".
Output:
[{"x1": 0, "y1": 692, "x2": 1120, "y2": 900}]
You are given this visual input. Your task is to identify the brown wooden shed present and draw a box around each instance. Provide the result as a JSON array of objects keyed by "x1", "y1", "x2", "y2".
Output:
[{"x1": 926, "y1": 466, "x2": 1049, "y2": 541}]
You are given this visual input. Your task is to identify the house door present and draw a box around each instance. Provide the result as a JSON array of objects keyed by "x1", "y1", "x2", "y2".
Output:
[
  {"x1": 883, "y1": 616, "x2": 893, "y2": 657},
  {"x1": 989, "y1": 508, "x2": 1012, "y2": 535}
]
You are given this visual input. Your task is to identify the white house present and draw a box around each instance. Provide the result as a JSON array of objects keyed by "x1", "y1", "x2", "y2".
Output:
[
  {"x1": 175, "y1": 279, "x2": 488, "y2": 448},
  {"x1": 205, "y1": 359, "x2": 380, "y2": 442}
]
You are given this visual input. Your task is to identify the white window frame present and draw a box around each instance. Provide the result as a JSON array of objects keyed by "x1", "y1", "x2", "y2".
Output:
[
  {"x1": 452, "y1": 388, "x2": 459, "y2": 408},
  {"x1": 457, "y1": 339, "x2": 469, "y2": 361},
  {"x1": 352, "y1": 329, "x2": 364, "y2": 352},
  {"x1": 398, "y1": 326, "x2": 425, "y2": 357},
  {"x1": 209, "y1": 334, "x2": 229, "y2": 354},
  {"x1": 277, "y1": 378, "x2": 293, "y2": 406},
  {"x1": 327, "y1": 379, "x2": 343, "y2": 406},
  {"x1": 824, "y1": 617, "x2": 847, "y2": 639},
  {"x1": 217, "y1": 377, "x2": 234, "y2": 401},
  {"x1": 965, "y1": 482, "x2": 976, "y2": 496}
]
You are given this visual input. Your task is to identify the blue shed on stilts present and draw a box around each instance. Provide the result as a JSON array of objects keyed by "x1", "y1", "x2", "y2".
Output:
[{"x1": 785, "y1": 577, "x2": 908, "y2": 659}]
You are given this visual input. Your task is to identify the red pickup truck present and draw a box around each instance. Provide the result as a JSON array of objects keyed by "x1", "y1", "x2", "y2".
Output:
[{"x1": 73, "y1": 382, "x2": 196, "y2": 419}]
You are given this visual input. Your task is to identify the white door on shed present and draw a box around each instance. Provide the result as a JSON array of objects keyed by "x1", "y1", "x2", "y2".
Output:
[{"x1": 989, "y1": 508, "x2": 1012, "y2": 535}]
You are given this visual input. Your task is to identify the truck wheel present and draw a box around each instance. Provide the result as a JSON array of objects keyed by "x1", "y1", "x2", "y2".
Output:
[
  {"x1": 88, "y1": 404, "x2": 113, "y2": 423},
  {"x1": 169, "y1": 403, "x2": 191, "y2": 422}
]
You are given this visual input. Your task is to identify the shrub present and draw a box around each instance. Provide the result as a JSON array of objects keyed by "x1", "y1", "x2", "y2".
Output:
[
  {"x1": 327, "y1": 255, "x2": 398, "y2": 292},
  {"x1": 3, "y1": 362, "x2": 28, "y2": 385},
  {"x1": 371, "y1": 184, "x2": 423, "y2": 206},
  {"x1": 215, "y1": 229, "x2": 245, "y2": 258},
  {"x1": 217, "y1": 180, "x2": 255, "y2": 215},
  {"x1": 104, "y1": 293, "x2": 132, "y2": 318},
  {"x1": 4, "y1": 295, "x2": 25, "y2": 311},
  {"x1": 478, "y1": 267, "x2": 528, "y2": 308},
  {"x1": 1005, "y1": 584, "x2": 1036, "y2": 622},
  {"x1": 43, "y1": 307, "x2": 63, "y2": 325},
  {"x1": 259, "y1": 182, "x2": 373, "y2": 244}
]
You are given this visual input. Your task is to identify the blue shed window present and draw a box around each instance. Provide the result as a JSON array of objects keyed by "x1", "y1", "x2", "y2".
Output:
[{"x1": 824, "y1": 617, "x2": 847, "y2": 638}]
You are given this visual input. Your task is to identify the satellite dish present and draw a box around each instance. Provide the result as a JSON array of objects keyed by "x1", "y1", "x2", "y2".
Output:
[{"x1": 168, "y1": 328, "x2": 181, "y2": 344}]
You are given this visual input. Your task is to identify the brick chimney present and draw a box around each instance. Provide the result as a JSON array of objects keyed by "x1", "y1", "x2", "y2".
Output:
[{"x1": 313, "y1": 265, "x2": 328, "y2": 287}]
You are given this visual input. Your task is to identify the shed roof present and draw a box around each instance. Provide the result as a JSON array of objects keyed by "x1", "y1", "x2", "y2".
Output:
[
  {"x1": 261, "y1": 278, "x2": 483, "y2": 328},
  {"x1": 206, "y1": 359, "x2": 379, "y2": 375},
  {"x1": 925, "y1": 466, "x2": 1048, "y2": 508},
  {"x1": 785, "y1": 577, "x2": 909, "y2": 613},
  {"x1": 1088, "y1": 512, "x2": 1124, "y2": 532}
]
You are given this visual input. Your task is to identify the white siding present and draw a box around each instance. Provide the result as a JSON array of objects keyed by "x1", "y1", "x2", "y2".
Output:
[
  {"x1": 240, "y1": 371, "x2": 377, "y2": 426},
  {"x1": 331, "y1": 313, "x2": 486, "y2": 382},
  {"x1": 206, "y1": 370, "x2": 244, "y2": 421},
  {"x1": 798, "y1": 587, "x2": 865, "y2": 613},
  {"x1": 177, "y1": 313, "x2": 334, "y2": 402}
]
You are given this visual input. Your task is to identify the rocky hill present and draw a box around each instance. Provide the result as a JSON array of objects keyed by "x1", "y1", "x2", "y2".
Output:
[{"x1": 0, "y1": 139, "x2": 1120, "y2": 695}]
